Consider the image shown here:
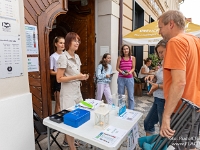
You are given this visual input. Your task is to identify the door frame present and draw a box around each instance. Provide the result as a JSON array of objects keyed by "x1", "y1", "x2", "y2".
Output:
[{"x1": 38, "y1": 6, "x2": 67, "y2": 117}]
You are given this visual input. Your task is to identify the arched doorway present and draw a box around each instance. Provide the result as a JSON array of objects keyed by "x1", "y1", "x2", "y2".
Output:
[
  {"x1": 48, "y1": 1, "x2": 96, "y2": 114},
  {"x1": 24, "y1": 0, "x2": 95, "y2": 118}
]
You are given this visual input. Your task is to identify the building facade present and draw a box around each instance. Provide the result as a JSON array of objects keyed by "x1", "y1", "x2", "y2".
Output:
[
  {"x1": 22, "y1": 0, "x2": 182, "y2": 118},
  {"x1": 122, "y1": 0, "x2": 181, "y2": 72},
  {"x1": 0, "y1": 1, "x2": 184, "y2": 149},
  {"x1": 24, "y1": 0, "x2": 183, "y2": 117}
]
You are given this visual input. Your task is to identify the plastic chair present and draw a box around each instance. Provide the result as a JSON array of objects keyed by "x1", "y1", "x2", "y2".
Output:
[{"x1": 33, "y1": 110, "x2": 63, "y2": 150}]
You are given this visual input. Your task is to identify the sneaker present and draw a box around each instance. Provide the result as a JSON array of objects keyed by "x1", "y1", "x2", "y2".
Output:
[
  {"x1": 62, "y1": 140, "x2": 79, "y2": 147},
  {"x1": 75, "y1": 140, "x2": 80, "y2": 147}
]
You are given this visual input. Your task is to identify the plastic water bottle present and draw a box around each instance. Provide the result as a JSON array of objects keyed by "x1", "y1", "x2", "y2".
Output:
[
  {"x1": 147, "y1": 82, "x2": 151, "y2": 92},
  {"x1": 112, "y1": 103, "x2": 115, "y2": 109}
]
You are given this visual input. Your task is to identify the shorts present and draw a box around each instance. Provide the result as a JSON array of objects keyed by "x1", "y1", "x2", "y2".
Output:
[
  {"x1": 139, "y1": 77, "x2": 145, "y2": 83},
  {"x1": 170, "y1": 111, "x2": 200, "y2": 149},
  {"x1": 53, "y1": 80, "x2": 61, "y2": 92}
]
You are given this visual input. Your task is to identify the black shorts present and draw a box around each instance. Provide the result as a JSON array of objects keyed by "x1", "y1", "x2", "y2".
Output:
[
  {"x1": 139, "y1": 77, "x2": 145, "y2": 83},
  {"x1": 53, "y1": 80, "x2": 61, "y2": 92}
]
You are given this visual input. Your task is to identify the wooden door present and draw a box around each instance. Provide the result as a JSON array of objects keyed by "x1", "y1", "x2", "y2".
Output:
[
  {"x1": 24, "y1": 0, "x2": 95, "y2": 118},
  {"x1": 49, "y1": 1, "x2": 95, "y2": 101}
]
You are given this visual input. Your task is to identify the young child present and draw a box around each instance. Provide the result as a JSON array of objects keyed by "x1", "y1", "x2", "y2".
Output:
[
  {"x1": 95, "y1": 53, "x2": 113, "y2": 104},
  {"x1": 50, "y1": 36, "x2": 65, "y2": 113}
]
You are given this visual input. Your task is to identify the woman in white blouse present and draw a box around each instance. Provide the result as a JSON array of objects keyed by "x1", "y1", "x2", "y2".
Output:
[
  {"x1": 56, "y1": 32, "x2": 89, "y2": 150},
  {"x1": 138, "y1": 58, "x2": 154, "y2": 82}
]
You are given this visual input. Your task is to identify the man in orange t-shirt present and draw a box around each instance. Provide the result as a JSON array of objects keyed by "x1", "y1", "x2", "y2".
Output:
[{"x1": 158, "y1": 10, "x2": 200, "y2": 149}]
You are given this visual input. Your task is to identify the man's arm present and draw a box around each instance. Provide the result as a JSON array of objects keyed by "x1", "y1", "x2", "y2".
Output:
[{"x1": 160, "y1": 69, "x2": 186, "y2": 138}]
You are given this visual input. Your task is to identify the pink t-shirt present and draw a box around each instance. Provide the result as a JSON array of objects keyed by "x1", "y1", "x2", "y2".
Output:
[{"x1": 118, "y1": 57, "x2": 133, "y2": 78}]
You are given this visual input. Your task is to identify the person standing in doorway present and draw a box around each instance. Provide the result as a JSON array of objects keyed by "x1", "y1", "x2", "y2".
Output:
[
  {"x1": 50, "y1": 36, "x2": 65, "y2": 113},
  {"x1": 57, "y1": 32, "x2": 89, "y2": 150},
  {"x1": 95, "y1": 53, "x2": 113, "y2": 104},
  {"x1": 158, "y1": 10, "x2": 200, "y2": 149},
  {"x1": 116, "y1": 45, "x2": 136, "y2": 110}
]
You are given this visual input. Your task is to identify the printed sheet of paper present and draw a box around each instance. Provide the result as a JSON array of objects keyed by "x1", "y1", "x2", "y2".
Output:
[
  {"x1": 94, "y1": 125, "x2": 128, "y2": 146},
  {"x1": 27, "y1": 57, "x2": 39, "y2": 72},
  {"x1": 0, "y1": 35, "x2": 23, "y2": 78},
  {"x1": 126, "y1": 124, "x2": 139, "y2": 150},
  {"x1": 0, "y1": 0, "x2": 20, "y2": 35},
  {"x1": 119, "y1": 111, "x2": 142, "y2": 122},
  {"x1": 25, "y1": 24, "x2": 39, "y2": 54}
]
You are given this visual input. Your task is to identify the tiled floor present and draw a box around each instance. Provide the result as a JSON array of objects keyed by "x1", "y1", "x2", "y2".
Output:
[{"x1": 35, "y1": 95, "x2": 200, "y2": 150}]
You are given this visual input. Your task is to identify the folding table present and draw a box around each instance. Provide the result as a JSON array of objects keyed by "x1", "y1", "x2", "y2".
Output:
[{"x1": 43, "y1": 107, "x2": 142, "y2": 150}]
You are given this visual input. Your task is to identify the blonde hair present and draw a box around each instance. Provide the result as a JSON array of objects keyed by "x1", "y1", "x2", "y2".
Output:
[{"x1": 158, "y1": 10, "x2": 185, "y2": 30}]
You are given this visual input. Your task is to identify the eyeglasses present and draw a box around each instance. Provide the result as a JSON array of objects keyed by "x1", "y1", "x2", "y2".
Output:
[{"x1": 72, "y1": 40, "x2": 81, "y2": 44}]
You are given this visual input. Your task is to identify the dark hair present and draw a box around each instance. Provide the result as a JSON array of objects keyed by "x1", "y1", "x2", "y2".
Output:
[
  {"x1": 144, "y1": 58, "x2": 152, "y2": 64},
  {"x1": 53, "y1": 36, "x2": 65, "y2": 51},
  {"x1": 120, "y1": 45, "x2": 132, "y2": 57},
  {"x1": 155, "y1": 40, "x2": 167, "y2": 57},
  {"x1": 65, "y1": 32, "x2": 81, "y2": 50},
  {"x1": 99, "y1": 53, "x2": 111, "y2": 70}
]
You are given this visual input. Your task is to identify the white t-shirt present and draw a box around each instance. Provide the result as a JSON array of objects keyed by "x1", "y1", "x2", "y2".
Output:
[
  {"x1": 138, "y1": 64, "x2": 149, "y2": 78},
  {"x1": 153, "y1": 66, "x2": 164, "y2": 99},
  {"x1": 50, "y1": 52, "x2": 63, "y2": 72}
]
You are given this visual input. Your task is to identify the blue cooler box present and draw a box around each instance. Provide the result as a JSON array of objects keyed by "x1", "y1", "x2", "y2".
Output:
[{"x1": 63, "y1": 108, "x2": 90, "y2": 128}]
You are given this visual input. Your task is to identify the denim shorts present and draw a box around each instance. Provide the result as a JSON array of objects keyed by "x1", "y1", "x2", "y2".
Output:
[{"x1": 144, "y1": 97, "x2": 165, "y2": 134}]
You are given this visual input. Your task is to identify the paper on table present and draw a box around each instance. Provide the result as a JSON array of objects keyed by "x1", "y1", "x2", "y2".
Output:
[
  {"x1": 94, "y1": 125, "x2": 128, "y2": 146},
  {"x1": 94, "y1": 132, "x2": 119, "y2": 145},
  {"x1": 119, "y1": 111, "x2": 141, "y2": 121}
]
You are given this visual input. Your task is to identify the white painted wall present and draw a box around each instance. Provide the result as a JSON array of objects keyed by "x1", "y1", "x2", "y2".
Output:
[
  {"x1": 96, "y1": 0, "x2": 120, "y2": 96},
  {"x1": 0, "y1": 93, "x2": 34, "y2": 150},
  {"x1": 0, "y1": 0, "x2": 35, "y2": 150}
]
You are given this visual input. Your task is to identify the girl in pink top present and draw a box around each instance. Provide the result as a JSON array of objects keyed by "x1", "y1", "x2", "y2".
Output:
[{"x1": 116, "y1": 45, "x2": 136, "y2": 110}]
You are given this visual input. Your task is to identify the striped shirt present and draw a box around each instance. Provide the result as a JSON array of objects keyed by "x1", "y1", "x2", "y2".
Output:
[{"x1": 118, "y1": 56, "x2": 133, "y2": 78}]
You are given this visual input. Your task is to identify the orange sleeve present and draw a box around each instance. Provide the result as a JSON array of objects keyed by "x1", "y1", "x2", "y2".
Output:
[{"x1": 164, "y1": 39, "x2": 188, "y2": 71}]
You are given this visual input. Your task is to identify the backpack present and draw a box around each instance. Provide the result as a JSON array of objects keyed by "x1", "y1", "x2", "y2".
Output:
[{"x1": 93, "y1": 65, "x2": 103, "y2": 84}]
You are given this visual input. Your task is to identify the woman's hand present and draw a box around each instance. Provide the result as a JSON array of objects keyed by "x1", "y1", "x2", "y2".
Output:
[
  {"x1": 85, "y1": 74, "x2": 89, "y2": 80},
  {"x1": 122, "y1": 70, "x2": 129, "y2": 76},
  {"x1": 77, "y1": 73, "x2": 89, "y2": 80},
  {"x1": 144, "y1": 75, "x2": 155, "y2": 82},
  {"x1": 106, "y1": 74, "x2": 111, "y2": 78},
  {"x1": 149, "y1": 70, "x2": 155, "y2": 73},
  {"x1": 123, "y1": 73, "x2": 129, "y2": 76},
  {"x1": 147, "y1": 81, "x2": 159, "y2": 95},
  {"x1": 128, "y1": 71, "x2": 133, "y2": 75}
]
